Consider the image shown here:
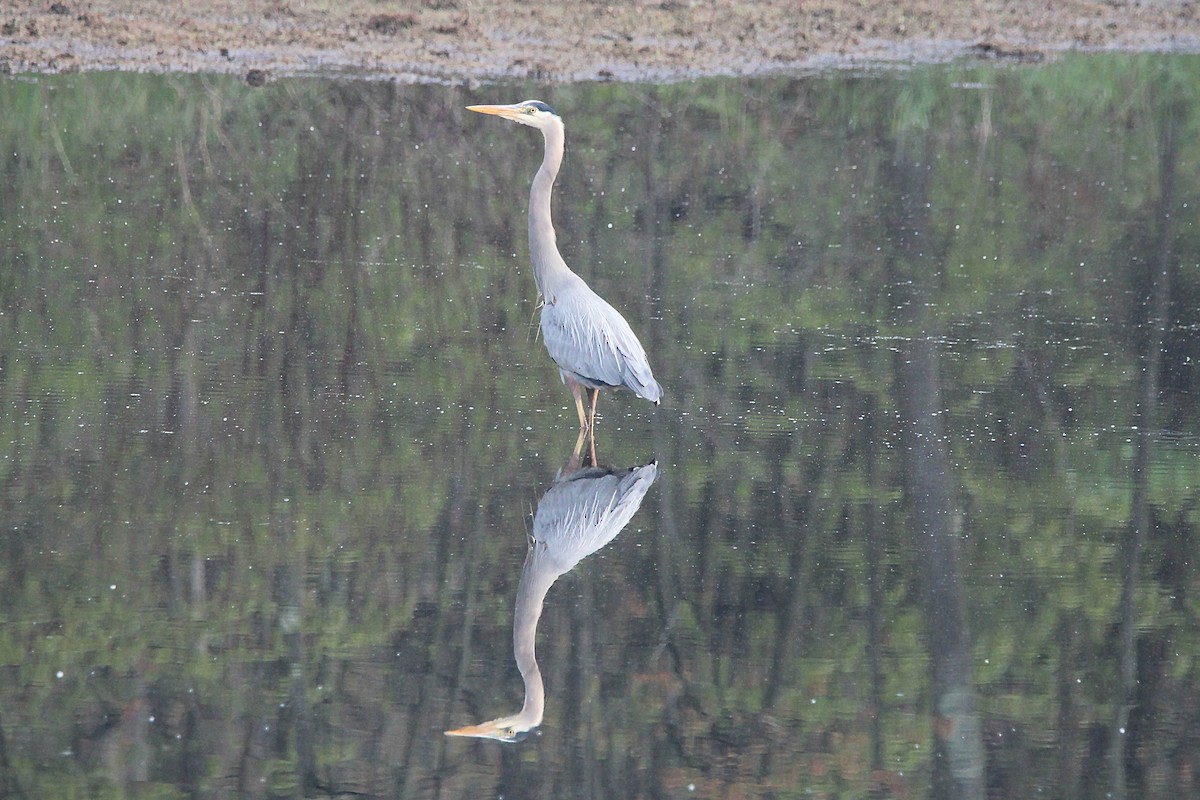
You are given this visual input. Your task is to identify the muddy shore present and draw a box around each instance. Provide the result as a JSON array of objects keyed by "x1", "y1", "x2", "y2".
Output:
[{"x1": 2, "y1": 0, "x2": 1199, "y2": 82}]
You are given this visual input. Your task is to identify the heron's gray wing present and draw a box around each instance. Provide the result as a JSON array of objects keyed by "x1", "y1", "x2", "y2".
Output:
[{"x1": 540, "y1": 287, "x2": 662, "y2": 401}]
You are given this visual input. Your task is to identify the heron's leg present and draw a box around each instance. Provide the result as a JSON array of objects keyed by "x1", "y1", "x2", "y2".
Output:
[
  {"x1": 568, "y1": 379, "x2": 589, "y2": 432},
  {"x1": 587, "y1": 388, "x2": 600, "y2": 430},
  {"x1": 586, "y1": 388, "x2": 599, "y2": 465},
  {"x1": 566, "y1": 378, "x2": 589, "y2": 459}
]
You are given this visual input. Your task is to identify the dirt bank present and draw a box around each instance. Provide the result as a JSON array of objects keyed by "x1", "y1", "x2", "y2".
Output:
[{"x1": 2, "y1": 0, "x2": 1199, "y2": 81}]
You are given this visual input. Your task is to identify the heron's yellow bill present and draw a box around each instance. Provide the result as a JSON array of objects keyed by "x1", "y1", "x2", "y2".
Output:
[{"x1": 466, "y1": 103, "x2": 525, "y2": 121}]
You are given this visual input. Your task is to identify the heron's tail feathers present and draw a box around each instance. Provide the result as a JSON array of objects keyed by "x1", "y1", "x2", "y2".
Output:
[{"x1": 626, "y1": 372, "x2": 662, "y2": 405}]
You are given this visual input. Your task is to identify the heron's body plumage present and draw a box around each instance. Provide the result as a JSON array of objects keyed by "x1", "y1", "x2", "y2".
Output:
[{"x1": 541, "y1": 284, "x2": 663, "y2": 402}]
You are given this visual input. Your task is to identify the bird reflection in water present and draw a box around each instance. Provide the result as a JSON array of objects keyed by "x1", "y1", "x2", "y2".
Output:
[
  {"x1": 445, "y1": 457, "x2": 659, "y2": 742},
  {"x1": 466, "y1": 100, "x2": 662, "y2": 463}
]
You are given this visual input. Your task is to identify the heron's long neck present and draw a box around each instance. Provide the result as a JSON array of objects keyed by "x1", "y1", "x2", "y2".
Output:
[
  {"x1": 529, "y1": 120, "x2": 575, "y2": 300},
  {"x1": 512, "y1": 546, "x2": 563, "y2": 728}
]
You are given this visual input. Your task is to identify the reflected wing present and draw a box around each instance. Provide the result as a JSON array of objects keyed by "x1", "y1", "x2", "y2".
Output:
[{"x1": 532, "y1": 463, "x2": 659, "y2": 569}]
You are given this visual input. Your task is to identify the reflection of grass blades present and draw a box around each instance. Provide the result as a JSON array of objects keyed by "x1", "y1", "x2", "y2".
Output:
[
  {"x1": 530, "y1": 297, "x2": 543, "y2": 344},
  {"x1": 43, "y1": 92, "x2": 75, "y2": 182},
  {"x1": 892, "y1": 69, "x2": 938, "y2": 138},
  {"x1": 175, "y1": 135, "x2": 219, "y2": 264}
]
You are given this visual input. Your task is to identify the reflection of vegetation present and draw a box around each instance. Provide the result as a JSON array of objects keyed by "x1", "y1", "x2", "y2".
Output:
[{"x1": 1, "y1": 55, "x2": 1199, "y2": 797}]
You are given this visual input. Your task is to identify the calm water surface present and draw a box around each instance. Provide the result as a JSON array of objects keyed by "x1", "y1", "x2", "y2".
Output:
[{"x1": 2, "y1": 56, "x2": 1199, "y2": 799}]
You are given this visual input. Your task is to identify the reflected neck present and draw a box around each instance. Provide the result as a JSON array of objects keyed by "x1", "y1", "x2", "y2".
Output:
[{"x1": 511, "y1": 544, "x2": 563, "y2": 730}]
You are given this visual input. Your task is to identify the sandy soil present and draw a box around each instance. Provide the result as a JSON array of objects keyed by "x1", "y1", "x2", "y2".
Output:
[{"x1": 2, "y1": 0, "x2": 1199, "y2": 82}]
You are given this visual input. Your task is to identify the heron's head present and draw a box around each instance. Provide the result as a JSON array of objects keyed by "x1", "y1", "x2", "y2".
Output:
[
  {"x1": 444, "y1": 715, "x2": 536, "y2": 743},
  {"x1": 466, "y1": 100, "x2": 560, "y2": 131}
]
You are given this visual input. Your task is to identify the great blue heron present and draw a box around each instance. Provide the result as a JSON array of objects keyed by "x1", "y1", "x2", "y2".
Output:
[
  {"x1": 445, "y1": 461, "x2": 659, "y2": 742},
  {"x1": 466, "y1": 101, "x2": 663, "y2": 447}
]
